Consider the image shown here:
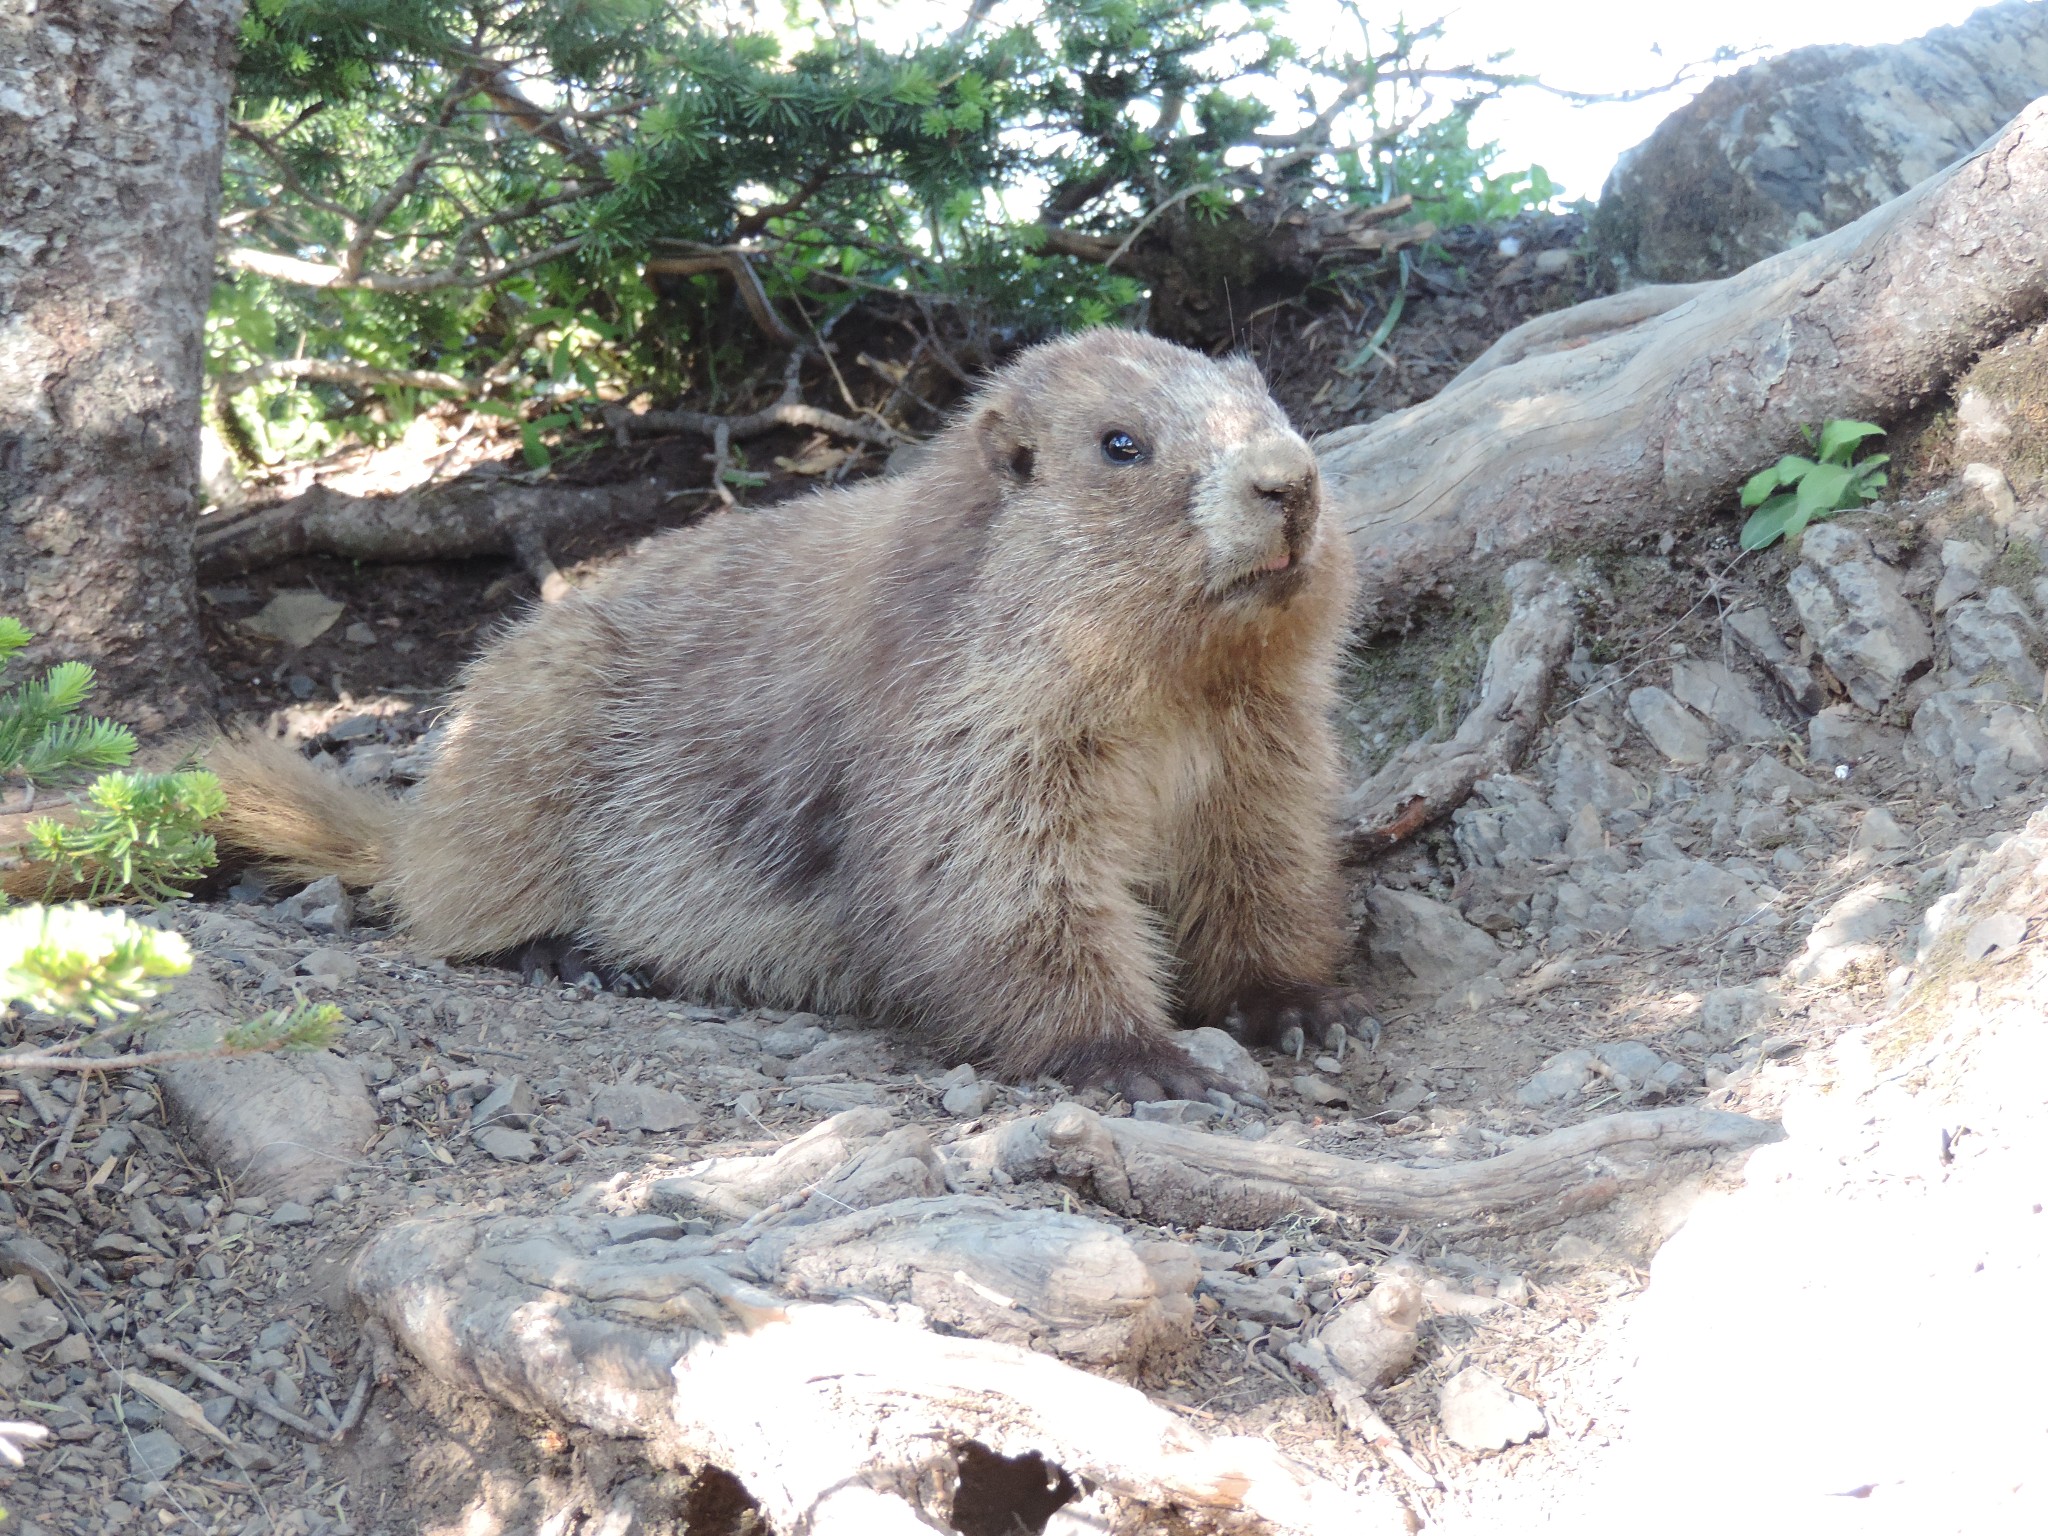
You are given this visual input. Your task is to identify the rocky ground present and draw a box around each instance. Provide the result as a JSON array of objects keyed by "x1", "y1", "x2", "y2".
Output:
[{"x1": 6, "y1": 318, "x2": 2047, "y2": 1534}]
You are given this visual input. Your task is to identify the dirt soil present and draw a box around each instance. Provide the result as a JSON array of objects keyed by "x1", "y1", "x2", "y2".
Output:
[{"x1": 6, "y1": 267, "x2": 2046, "y2": 1536}]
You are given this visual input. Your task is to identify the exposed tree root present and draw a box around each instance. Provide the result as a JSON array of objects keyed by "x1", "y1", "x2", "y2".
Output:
[
  {"x1": 944, "y1": 1100, "x2": 1780, "y2": 1231},
  {"x1": 1343, "y1": 559, "x2": 1580, "y2": 856},
  {"x1": 1329, "y1": 98, "x2": 2048, "y2": 632},
  {"x1": 349, "y1": 1205, "x2": 1411, "y2": 1536}
]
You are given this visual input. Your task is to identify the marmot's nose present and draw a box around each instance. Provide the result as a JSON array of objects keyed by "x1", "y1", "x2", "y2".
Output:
[
  {"x1": 1243, "y1": 434, "x2": 1319, "y2": 551},
  {"x1": 1245, "y1": 435, "x2": 1317, "y2": 502}
]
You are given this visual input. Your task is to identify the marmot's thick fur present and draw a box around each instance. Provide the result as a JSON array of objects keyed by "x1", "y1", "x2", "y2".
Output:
[{"x1": 211, "y1": 330, "x2": 1364, "y2": 1099}]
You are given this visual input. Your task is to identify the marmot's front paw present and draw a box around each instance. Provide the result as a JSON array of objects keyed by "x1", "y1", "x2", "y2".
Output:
[
  {"x1": 1227, "y1": 981, "x2": 1376, "y2": 1057},
  {"x1": 1054, "y1": 1034, "x2": 1236, "y2": 1107}
]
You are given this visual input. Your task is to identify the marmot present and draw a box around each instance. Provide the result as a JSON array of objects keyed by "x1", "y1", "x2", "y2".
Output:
[{"x1": 211, "y1": 329, "x2": 1365, "y2": 1100}]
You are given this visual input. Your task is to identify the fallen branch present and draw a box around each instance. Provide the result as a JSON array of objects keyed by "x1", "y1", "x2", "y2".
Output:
[
  {"x1": 1324, "y1": 97, "x2": 2048, "y2": 632},
  {"x1": 195, "y1": 477, "x2": 656, "y2": 578},
  {"x1": 215, "y1": 358, "x2": 473, "y2": 400},
  {"x1": 1343, "y1": 559, "x2": 1580, "y2": 856},
  {"x1": 350, "y1": 1210, "x2": 1408, "y2": 1535},
  {"x1": 946, "y1": 1101, "x2": 1781, "y2": 1231}
]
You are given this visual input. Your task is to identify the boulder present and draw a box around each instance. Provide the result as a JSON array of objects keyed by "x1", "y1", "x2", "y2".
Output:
[
  {"x1": 1365, "y1": 889, "x2": 1503, "y2": 999},
  {"x1": 1592, "y1": 1, "x2": 2048, "y2": 283}
]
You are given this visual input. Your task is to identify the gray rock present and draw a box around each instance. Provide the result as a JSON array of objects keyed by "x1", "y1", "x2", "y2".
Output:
[
  {"x1": 257, "y1": 1320, "x2": 297, "y2": 1351},
  {"x1": 1726, "y1": 608, "x2": 1825, "y2": 714},
  {"x1": 591, "y1": 1082, "x2": 702, "y2": 1133},
  {"x1": 1319, "y1": 1275, "x2": 1423, "y2": 1389},
  {"x1": 1366, "y1": 890, "x2": 1504, "y2": 998},
  {"x1": 941, "y1": 1081, "x2": 998, "y2": 1117},
  {"x1": 1592, "y1": 1040, "x2": 1665, "y2": 1087},
  {"x1": 1670, "y1": 659, "x2": 1780, "y2": 742},
  {"x1": 296, "y1": 947, "x2": 359, "y2": 985},
  {"x1": 1853, "y1": 807, "x2": 1914, "y2": 852},
  {"x1": 758, "y1": 1021, "x2": 829, "y2": 1058},
  {"x1": 1809, "y1": 705, "x2": 1899, "y2": 769},
  {"x1": 1438, "y1": 1365, "x2": 1547, "y2": 1453},
  {"x1": 475, "y1": 1127, "x2": 540, "y2": 1162},
  {"x1": 126, "y1": 1427, "x2": 187, "y2": 1480},
  {"x1": 1910, "y1": 687, "x2": 2048, "y2": 808},
  {"x1": 1737, "y1": 754, "x2": 1822, "y2": 804},
  {"x1": 470, "y1": 1077, "x2": 534, "y2": 1131},
  {"x1": 1516, "y1": 1048, "x2": 1594, "y2": 1107},
  {"x1": 1786, "y1": 524, "x2": 1932, "y2": 712},
  {"x1": 786, "y1": 1034, "x2": 888, "y2": 1077},
  {"x1": 1177, "y1": 1026, "x2": 1271, "y2": 1097},
  {"x1": 0, "y1": 1276, "x2": 67, "y2": 1349},
  {"x1": 1627, "y1": 686, "x2": 1712, "y2": 764},
  {"x1": 268, "y1": 1201, "x2": 314, "y2": 1226},
  {"x1": 1644, "y1": 1060, "x2": 1694, "y2": 1098},
  {"x1": 1452, "y1": 774, "x2": 1564, "y2": 868},
  {"x1": 1132, "y1": 1098, "x2": 1225, "y2": 1126},
  {"x1": 1628, "y1": 859, "x2": 1763, "y2": 945},
  {"x1": 1547, "y1": 727, "x2": 1648, "y2": 821},
  {"x1": 1945, "y1": 591, "x2": 2044, "y2": 702},
  {"x1": 1561, "y1": 802, "x2": 1614, "y2": 862},
  {"x1": 1934, "y1": 539, "x2": 1994, "y2": 615},
  {"x1": 275, "y1": 874, "x2": 354, "y2": 934},
  {"x1": 603, "y1": 1214, "x2": 687, "y2": 1244},
  {"x1": 1785, "y1": 881, "x2": 1910, "y2": 983},
  {"x1": 1590, "y1": 1, "x2": 2048, "y2": 283},
  {"x1": 934, "y1": 1064, "x2": 977, "y2": 1092}
]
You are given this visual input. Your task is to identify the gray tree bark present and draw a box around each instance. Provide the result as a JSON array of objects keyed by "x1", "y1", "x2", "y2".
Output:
[{"x1": 0, "y1": 0, "x2": 240, "y2": 729}]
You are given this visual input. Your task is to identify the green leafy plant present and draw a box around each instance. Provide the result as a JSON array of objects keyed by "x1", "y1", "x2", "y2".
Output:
[
  {"x1": 27, "y1": 771, "x2": 226, "y2": 904},
  {"x1": 0, "y1": 901, "x2": 341, "y2": 1072},
  {"x1": 1738, "y1": 420, "x2": 1889, "y2": 550},
  {"x1": 0, "y1": 902, "x2": 191, "y2": 1020},
  {"x1": 0, "y1": 617, "x2": 137, "y2": 782},
  {"x1": 2, "y1": 620, "x2": 223, "y2": 903}
]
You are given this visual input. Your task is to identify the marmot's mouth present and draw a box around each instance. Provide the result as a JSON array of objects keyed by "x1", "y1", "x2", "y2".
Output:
[{"x1": 1217, "y1": 555, "x2": 1309, "y2": 603}]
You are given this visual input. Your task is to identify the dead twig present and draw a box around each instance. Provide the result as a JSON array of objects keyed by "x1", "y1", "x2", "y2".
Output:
[{"x1": 142, "y1": 1342, "x2": 335, "y2": 1443}]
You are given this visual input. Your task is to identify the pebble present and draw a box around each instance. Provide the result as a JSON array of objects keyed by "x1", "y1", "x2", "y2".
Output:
[
  {"x1": 1438, "y1": 1366, "x2": 1548, "y2": 1452},
  {"x1": 1292, "y1": 1076, "x2": 1347, "y2": 1107},
  {"x1": 470, "y1": 1076, "x2": 535, "y2": 1130},
  {"x1": 1319, "y1": 1274, "x2": 1423, "y2": 1388},
  {"x1": 125, "y1": 1428, "x2": 186, "y2": 1480},
  {"x1": 1627, "y1": 685, "x2": 1712, "y2": 764},
  {"x1": 590, "y1": 1082, "x2": 701, "y2": 1133},
  {"x1": 475, "y1": 1127, "x2": 541, "y2": 1162},
  {"x1": 268, "y1": 1201, "x2": 314, "y2": 1226},
  {"x1": 941, "y1": 1082, "x2": 998, "y2": 1117},
  {"x1": 1132, "y1": 1098, "x2": 1225, "y2": 1126},
  {"x1": 275, "y1": 874, "x2": 354, "y2": 934},
  {"x1": 1175, "y1": 1026, "x2": 1270, "y2": 1096},
  {"x1": 298, "y1": 947, "x2": 360, "y2": 985}
]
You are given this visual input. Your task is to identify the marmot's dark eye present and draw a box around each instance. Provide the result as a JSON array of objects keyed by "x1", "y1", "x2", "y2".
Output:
[{"x1": 1101, "y1": 430, "x2": 1145, "y2": 465}]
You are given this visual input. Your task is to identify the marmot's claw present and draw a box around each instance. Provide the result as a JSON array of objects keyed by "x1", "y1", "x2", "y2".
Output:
[
  {"x1": 1229, "y1": 981, "x2": 1376, "y2": 1054},
  {"x1": 1058, "y1": 1037, "x2": 1235, "y2": 1106}
]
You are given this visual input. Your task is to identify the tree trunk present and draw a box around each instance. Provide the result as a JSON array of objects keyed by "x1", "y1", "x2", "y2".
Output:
[{"x1": 0, "y1": 0, "x2": 240, "y2": 730}]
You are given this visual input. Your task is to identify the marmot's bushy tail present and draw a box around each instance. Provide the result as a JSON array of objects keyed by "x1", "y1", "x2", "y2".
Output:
[{"x1": 204, "y1": 731, "x2": 405, "y2": 888}]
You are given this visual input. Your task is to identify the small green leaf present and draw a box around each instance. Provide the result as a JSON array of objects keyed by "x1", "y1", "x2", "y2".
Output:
[
  {"x1": 1795, "y1": 461, "x2": 1857, "y2": 520},
  {"x1": 1740, "y1": 493, "x2": 1801, "y2": 550},
  {"x1": 1739, "y1": 465, "x2": 1784, "y2": 509},
  {"x1": 1817, "y1": 419, "x2": 1884, "y2": 465},
  {"x1": 520, "y1": 422, "x2": 551, "y2": 469}
]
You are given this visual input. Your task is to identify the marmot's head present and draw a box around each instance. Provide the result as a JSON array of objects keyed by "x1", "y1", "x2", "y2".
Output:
[{"x1": 964, "y1": 330, "x2": 1338, "y2": 619}]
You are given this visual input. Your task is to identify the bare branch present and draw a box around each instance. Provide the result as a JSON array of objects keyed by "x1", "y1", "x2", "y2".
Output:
[
  {"x1": 612, "y1": 396, "x2": 902, "y2": 449},
  {"x1": 216, "y1": 358, "x2": 473, "y2": 399},
  {"x1": 225, "y1": 235, "x2": 587, "y2": 293}
]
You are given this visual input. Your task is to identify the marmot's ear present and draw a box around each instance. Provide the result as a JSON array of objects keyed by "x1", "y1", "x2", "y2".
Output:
[{"x1": 975, "y1": 400, "x2": 1036, "y2": 483}]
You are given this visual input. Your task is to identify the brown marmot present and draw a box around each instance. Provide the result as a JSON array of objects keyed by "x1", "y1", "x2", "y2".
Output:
[{"x1": 210, "y1": 329, "x2": 1365, "y2": 1100}]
